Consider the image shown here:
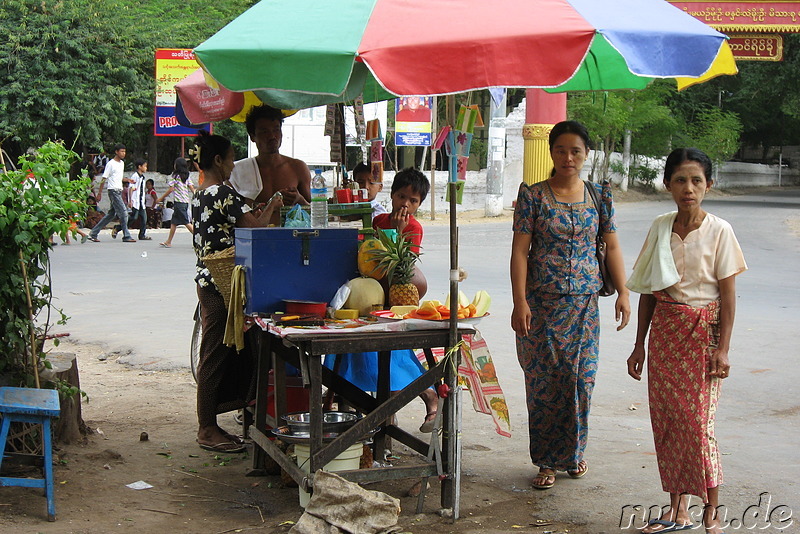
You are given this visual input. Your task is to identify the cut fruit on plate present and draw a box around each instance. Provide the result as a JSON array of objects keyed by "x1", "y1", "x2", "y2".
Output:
[{"x1": 370, "y1": 310, "x2": 489, "y2": 324}]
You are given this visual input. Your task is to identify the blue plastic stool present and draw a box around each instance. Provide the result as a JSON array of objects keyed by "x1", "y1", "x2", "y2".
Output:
[{"x1": 0, "y1": 387, "x2": 60, "y2": 521}]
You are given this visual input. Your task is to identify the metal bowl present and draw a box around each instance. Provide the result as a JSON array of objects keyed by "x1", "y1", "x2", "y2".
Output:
[
  {"x1": 271, "y1": 425, "x2": 380, "y2": 445},
  {"x1": 282, "y1": 411, "x2": 361, "y2": 434}
]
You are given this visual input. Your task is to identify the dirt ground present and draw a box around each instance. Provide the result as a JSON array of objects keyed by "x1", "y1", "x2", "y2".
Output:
[{"x1": 0, "y1": 340, "x2": 580, "y2": 534}]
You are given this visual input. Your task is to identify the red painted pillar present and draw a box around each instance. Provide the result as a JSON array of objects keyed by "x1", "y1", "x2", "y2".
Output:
[{"x1": 522, "y1": 89, "x2": 567, "y2": 184}]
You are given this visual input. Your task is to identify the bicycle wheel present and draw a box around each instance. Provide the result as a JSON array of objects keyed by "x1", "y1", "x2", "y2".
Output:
[{"x1": 190, "y1": 306, "x2": 202, "y2": 382}]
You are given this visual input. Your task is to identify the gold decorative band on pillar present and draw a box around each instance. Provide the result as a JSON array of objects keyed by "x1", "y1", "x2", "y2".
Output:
[{"x1": 522, "y1": 123, "x2": 555, "y2": 185}]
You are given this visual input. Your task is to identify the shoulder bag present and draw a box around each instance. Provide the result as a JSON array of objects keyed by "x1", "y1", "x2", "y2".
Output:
[{"x1": 585, "y1": 182, "x2": 615, "y2": 297}]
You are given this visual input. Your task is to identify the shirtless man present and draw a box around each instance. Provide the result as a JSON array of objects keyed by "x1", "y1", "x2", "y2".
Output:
[{"x1": 229, "y1": 105, "x2": 311, "y2": 226}]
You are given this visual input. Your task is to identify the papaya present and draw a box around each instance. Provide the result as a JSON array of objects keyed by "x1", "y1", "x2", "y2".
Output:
[
  {"x1": 357, "y1": 238, "x2": 388, "y2": 279},
  {"x1": 406, "y1": 308, "x2": 441, "y2": 320},
  {"x1": 405, "y1": 300, "x2": 442, "y2": 320}
]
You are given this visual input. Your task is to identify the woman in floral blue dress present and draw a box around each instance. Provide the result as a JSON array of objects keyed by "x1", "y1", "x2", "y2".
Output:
[
  {"x1": 191, "y1": 131, "x2": 282, "y2": 453},
  {"x1": 510, "y1": 121, "x2": 630, "y2": 489}
]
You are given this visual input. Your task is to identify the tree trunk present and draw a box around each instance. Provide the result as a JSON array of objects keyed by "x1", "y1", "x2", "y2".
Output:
[
  {"x1": 148, "y1": 134, "x2": 159, "y2": 174},
  {"x1": 621, "y1": 129, "x2": 631, "y2": 192},
  {"x1": 47, "y1": 352, "x2": 88, "y2": 444}
]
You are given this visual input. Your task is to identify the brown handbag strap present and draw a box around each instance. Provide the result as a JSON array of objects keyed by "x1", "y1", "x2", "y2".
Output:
[{"x1": 584, "y1": 181, "x2": 604, "y2": 236}]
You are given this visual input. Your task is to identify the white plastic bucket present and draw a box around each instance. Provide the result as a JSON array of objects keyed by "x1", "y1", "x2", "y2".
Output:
[{"x1": 295, "y1": 442, "x2": 362, "y2": 508}]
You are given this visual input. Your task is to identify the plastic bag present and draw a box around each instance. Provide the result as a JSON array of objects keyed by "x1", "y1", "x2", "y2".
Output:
[{"x1": 283, "y1": 204, "x2": 310, "y2": 228}]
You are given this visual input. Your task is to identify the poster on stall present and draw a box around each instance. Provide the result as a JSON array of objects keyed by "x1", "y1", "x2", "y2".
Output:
[
  {"x1": 154, "y1": 49, "x2": 210, "y2": 136},
  {"x1": 395, "y1": 96, "x2": 432, "y2": 147}
]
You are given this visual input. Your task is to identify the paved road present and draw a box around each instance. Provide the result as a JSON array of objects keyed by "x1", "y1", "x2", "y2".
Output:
[{"x1": 49, "y1": 187, "x2": 799, "y2": 532}]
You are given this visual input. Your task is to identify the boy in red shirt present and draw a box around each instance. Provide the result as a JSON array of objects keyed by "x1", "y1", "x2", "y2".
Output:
[
  {"x1": 372, "y1": 167, "x2": 429, "y2": 255},
  {"x1": 371, "y1": 168, "x2": 437, "y2": 431}
]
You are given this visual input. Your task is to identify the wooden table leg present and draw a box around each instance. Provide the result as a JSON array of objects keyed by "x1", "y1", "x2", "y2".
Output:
[
  {"x1": 248, "y1": 330, "x2": 272, "y2": 475},
  {"x1": 308, "y1": 354, "x2": 323, "y2": 472},
  {"x1": 374, "y1": 349, "x2": 391, "y2": 461}
]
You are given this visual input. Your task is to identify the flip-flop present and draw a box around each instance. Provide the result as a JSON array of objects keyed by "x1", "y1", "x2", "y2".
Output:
[
  {"x1": 224, "y1": 433, "x2": 245, "y2": 445},
  {"x1": 419, "y1": 411, "x2": 437, "y2": 433},
  {"x1": 567, "y1": 460, "x2": 589, "y2": 478},
  {"x1": 159, "y1": 242, "x2": 171, "y2": 248},
  {"x1": 532, "y1": 470, "x2": 556, "y2": 490},
  {"x1": 197, "y1": 440, "x2": 246, "y2": 454},
  {"x1": 642, "y1": 519, "x2": 695, "y2": 533},
  {"x1": 218, "y1": 426, "x2": 245, "y2": 444}
]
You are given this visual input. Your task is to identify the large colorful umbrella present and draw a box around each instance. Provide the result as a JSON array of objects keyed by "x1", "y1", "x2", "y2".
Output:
[
  {"x1": 194, "y1": 2, "x2": 738, "y2": 515},
  {"x1": 194, "y1": 0, "x2": 736, "y2": 109},
  {"x1": 174, "y1": 68, "x2": 290, "y2": 127}
]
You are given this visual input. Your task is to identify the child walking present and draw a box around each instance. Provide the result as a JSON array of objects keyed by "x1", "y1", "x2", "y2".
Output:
[
  {"x1": 144, "y1": 178, "x2": 161, "y2": 229},
  {"x1": 157, "y1": 157, "x2": 195, "y2": 248},
  {"x1": 114, "y1": 158, "x2": 150, "y2": 240}
]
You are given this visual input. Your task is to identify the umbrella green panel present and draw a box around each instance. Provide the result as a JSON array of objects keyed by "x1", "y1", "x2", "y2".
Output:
[
  {"x1": 196, "y1": 0, "x2": 376, "y2": 96},
  {"x1": 545, "y1": 35, "x2": 652, "y2": 93},
  {"x1": 251, "y1": 63, "x2": 397, "y2": 110}
]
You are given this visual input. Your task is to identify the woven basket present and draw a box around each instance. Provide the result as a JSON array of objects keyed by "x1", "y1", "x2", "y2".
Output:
[{"x1": 201, "y1": 246, "x2": 235, "y2": 309}]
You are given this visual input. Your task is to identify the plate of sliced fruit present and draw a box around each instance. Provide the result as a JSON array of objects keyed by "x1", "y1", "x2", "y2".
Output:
[
  {"x1": 371, "y1": 291, "x2": 491, "y2": 324},
  {"x1": 371, "y1": 308, "x2": 490, "y2": 324}
]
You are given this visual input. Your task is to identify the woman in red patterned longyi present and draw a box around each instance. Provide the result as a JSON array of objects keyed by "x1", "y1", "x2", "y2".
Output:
[{"x1": 626, "y1": 148, "x2": 747, "y2": 534}]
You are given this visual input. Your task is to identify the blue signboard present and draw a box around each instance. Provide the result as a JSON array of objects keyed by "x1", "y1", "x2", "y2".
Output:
[{"x1": 154, "y1": 107, "x2": 210, "y2": 137}]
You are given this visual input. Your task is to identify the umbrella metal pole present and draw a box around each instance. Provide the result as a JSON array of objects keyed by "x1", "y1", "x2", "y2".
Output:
[
  {"x1": 338, "y1": 103, "x2": 348, "y2": 180},
  {"x1": 442, "y1": 179, "x2": 460, "y2": 516},
  {"x1": 441, "y1": 94, "x2": 460, "y2": 515},
  {"x1": 430, "y1": 96, "x2": 437, "y2": 220}
]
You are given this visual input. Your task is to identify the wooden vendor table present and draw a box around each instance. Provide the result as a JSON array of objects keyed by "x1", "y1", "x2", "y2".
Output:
[{"x1": 246, "y1": 321, "x2": 473, "y2": 510}]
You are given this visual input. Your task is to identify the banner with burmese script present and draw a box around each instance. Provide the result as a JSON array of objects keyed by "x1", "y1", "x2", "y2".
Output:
[
  {"x1": 154, "y1": 49, "x2": 210, "y2": 136},
  {"x1": 668, "y1": 1, "x2": 799, "y2": 61}
]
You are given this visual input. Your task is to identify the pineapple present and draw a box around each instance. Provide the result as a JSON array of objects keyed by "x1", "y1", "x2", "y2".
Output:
[{"x1": 373, "y1": 229, "x2": 420, "y2": 307}]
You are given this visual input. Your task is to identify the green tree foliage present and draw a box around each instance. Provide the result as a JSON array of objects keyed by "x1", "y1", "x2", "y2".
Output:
[
  {"x1": 568, "y1": 77, "x2": 747, "y2": 181},
  {"x1": 0, "y1": 0, "x2": 150, "y2": 155},
  {"x1": 0, "y1": 0, "x2": 254, "y2": 161},
  {"x1": 686, "y1": 106, "x2": 743, "y2": 166},
  {"x1": 668, "y1": 34, "x2": 800, "y2": 161},
  {"x1": 0, "y1": 142, "x2": 89, "y2": 385},
  {"x1": 569, "y1": 91, "x2": 629, "y2": 180},
  {"x1": 568, "y1": 83, "x2": 679, "y2": 180}
]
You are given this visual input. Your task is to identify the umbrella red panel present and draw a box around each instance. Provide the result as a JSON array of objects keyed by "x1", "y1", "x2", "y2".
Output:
[{"x1": 358, "y1": 0, "x2": 596, "y2": 95}]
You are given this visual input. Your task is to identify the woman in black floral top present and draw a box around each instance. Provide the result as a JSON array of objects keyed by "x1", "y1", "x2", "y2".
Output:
[{"x1": 191, "y1": 131, "x2": 282, "y2": 453}]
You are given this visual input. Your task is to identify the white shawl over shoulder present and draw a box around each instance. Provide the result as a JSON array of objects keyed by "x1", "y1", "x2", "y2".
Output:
[{"x1": 626, "y1": 211, "x2": 680, "y2": 294}]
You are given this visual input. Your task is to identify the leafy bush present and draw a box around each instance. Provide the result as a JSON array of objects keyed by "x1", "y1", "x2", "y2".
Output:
[
  {"x1": 610, "y1": 158, "x2": 660, "y2": 191},
  {"x1": 630, "y1": 160, "x2": 660, "y2": 191},
  {"x1": 0, "y1": 141, "x2": 89, "y2": 386}
]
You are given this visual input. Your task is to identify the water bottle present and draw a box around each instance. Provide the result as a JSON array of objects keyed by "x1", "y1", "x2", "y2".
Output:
[{"x1": 310, "y1": 169, "x2": 328, "y2": 228}]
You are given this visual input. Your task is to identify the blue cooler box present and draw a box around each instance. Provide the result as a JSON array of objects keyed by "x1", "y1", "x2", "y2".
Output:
[{"x1": 235, "y1": 227, "x2": 359, "y2": 315}]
